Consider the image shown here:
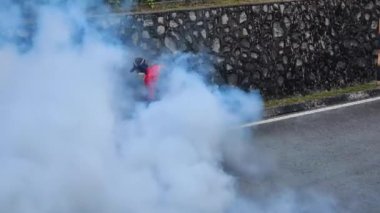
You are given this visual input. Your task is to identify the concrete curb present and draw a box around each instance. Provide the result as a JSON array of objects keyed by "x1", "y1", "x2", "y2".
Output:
[{"x1": 264, "y1": 88, "x2": 380, "y2": 118}]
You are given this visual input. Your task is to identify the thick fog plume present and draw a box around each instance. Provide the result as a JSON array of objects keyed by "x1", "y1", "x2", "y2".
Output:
[{"x1": 0, "y1": 1, "x2": 336, "y2": 213}]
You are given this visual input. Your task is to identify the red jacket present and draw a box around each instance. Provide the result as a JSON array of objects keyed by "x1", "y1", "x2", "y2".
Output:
[{"x1": 144, "y1": 64, "x2": 160, "y2": 100}]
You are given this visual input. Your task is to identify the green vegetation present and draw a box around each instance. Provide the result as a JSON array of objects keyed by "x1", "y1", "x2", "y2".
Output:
[
  {"x1": 265, "y1": 82, "x2": 379, "y2": 108},
  {"x1": 104, "y1": 0, "x2": 289, "y2": 13},
  {"x1": 144, "y1": 0, "x2": 156, "y2": 8}
]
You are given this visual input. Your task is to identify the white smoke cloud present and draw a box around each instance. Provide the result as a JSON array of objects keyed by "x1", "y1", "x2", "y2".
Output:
[{"x1": 0, "y1": 1, "x2": 337, "y2": 213}]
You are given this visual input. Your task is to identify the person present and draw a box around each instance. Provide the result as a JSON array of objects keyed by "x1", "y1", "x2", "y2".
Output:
[{"x1": 130, "y1": 57, "x2": 162, "y2": 101}]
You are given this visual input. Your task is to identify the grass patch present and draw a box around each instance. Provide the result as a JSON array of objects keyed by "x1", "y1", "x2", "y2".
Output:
[
  {"x1": 265, "y1": 82, "x2": 379, "y2": 108},
  {"x1": 110, "y1": 0, "x2": 291, "y2": 14}
]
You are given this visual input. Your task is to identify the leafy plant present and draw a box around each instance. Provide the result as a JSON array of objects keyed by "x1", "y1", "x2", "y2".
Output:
[{"x1": 144, "y1": 0, "x2": 156, "y2": 8}]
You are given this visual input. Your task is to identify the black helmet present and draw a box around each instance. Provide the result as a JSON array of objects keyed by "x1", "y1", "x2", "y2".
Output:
[{"x1": 130, "y1": 57, "x2": 149, "y2": 74}]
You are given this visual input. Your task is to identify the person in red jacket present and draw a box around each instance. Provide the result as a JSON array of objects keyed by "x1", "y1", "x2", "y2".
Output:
[{"x1": 130, "y1": 57, "x2": 161, "y2": 101}]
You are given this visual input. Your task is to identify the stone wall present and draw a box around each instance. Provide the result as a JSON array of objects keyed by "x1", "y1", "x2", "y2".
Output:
[{"x1": 97, "y1": 0, "x2": 380, "y2": 98}]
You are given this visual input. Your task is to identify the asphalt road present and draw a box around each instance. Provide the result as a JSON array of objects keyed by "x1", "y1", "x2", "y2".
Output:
[{"x1": 241, "y1": 99, "x2": 380, "y2": 213}]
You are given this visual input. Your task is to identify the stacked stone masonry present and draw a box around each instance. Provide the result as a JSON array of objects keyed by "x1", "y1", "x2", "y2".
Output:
[{"x1": 97, "y1": 0, "x2": 380, "y2": 98}]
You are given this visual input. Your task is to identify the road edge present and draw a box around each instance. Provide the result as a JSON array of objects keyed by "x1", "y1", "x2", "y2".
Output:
[{"x1": 264, "y1": 88, "x2": 380, "y2": 118}]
